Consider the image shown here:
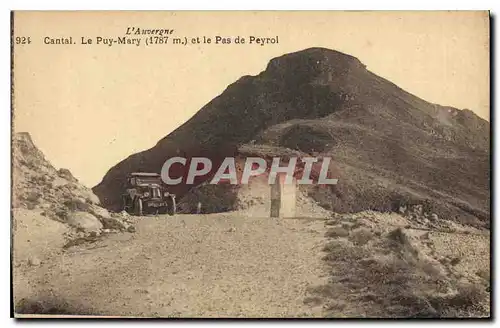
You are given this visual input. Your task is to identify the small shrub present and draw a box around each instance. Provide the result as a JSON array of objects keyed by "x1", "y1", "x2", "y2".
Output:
[
  {"x1": 476, "y1": 269, "x2": 490, "y2": 281},
  {"x1": 26, "y1": 203, "x2": 37, "y2": 210},
  {"x1": 449, "y1": 257, "x2": 461, "y2": 266},
  {"x1": 418, "y1": 260, "x2": 443, "y2": 278},
  {"x1": 323, "y1": 241, "x2": 341, "y2": 252},
  {"x1": 350, "y1": 220, "x2": 369, "y2": 230},
  {"x1": 326, "y1": 226, "x2": 350, "y2": 238},
  {"x1": 55, "y1": 209, "x2": 69, "y2": 221},
  {"x1": 429, "y1": 283, "x2": 488, "y2": 317},
  {"x1": 22, "y1": 191, "x2": 41, "y2": 203},
  {"x1": 303, "y1": 296, "x2": 323, "y2": 306},
  {"x1": 453, "y1": 284, "x2": 485, "y2": 306},
  {"x1": 307, "y1": 284, "x2": 336, "y2": 298},
  {"x1": 341, "y1": 223, "x2": 352, "y2": 230},
  {"x1": 386, "y1": 228, "x2": 418, "y2": 258},
  {"x1": 349, "y1": 227, "x2": 374, "y2": 246}
]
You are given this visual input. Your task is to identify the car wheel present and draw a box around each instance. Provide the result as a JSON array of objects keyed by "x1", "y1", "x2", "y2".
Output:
[
  {"x1": 167, "y1": 196, "x2": 176, "y2": 216},
  {"x1": 123, "y1": 196, "x2": 132, "y2": 214},
  {"x1": 134, "y1": 198, "x2": 143, "y2": 216}
]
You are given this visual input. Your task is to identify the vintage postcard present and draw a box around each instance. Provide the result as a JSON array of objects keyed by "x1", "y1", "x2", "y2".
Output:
[{"x1": 11, "y1": 11, "x2": 490, "y2": 318}]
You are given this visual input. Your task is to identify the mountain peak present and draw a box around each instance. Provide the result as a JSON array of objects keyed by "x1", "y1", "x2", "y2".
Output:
[
  {"x1": 265, "y1": 47, "x2": 365, "y2": 80},
  {"x1": 93, "y1": 48, "x2": 489, "y2": 227}
]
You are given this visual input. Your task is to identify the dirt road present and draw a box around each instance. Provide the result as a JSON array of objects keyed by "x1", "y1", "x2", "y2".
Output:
[{"x1": 14, "y1": 213, "x2": 329, "y2": 318}]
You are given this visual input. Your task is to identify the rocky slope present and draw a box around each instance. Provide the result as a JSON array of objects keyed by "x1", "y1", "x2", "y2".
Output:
[
  {"x1": 12, "y1": 132, "x2": 133, "y2": 236},
  {"x1": 315, "y1": 211, "x2": 490, "y2": 317},
  {"x1": 93, "y1": 48, "x2": 490, "y2": 227}
]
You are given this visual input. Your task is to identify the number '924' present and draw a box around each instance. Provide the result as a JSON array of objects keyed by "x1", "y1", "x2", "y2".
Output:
[{"x1": 15, "y1": 36, "x2": 31, "y2": 45}]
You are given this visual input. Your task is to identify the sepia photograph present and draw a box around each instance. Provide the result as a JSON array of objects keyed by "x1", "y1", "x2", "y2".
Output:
[{"x1": 11, "y1": 11, "x2": 490, "y2": 318}]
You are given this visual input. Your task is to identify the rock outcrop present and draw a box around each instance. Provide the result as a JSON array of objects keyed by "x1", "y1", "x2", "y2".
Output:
[{"x1": 12, "y1": 132, "x2": 132, "y2": 232}]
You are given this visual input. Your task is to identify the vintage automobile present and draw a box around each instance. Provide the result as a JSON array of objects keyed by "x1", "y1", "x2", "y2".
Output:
[{"x1": 122, "y1": 172, "x2": 176, "y2": 216}]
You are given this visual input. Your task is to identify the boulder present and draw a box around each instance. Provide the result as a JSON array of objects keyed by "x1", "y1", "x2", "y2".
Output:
[
  {"x1": 119, "y1": 210, "x2": 130, "y2": 219},
  {"x1": 63, "y1": 197, "x2": 91, "y2": 211},
  {"x1": 89, "y1": 205, "x2": 111, "y2": 220},
  {"x1": 74, "y1": 188, "x2": 101, "y2": 205},
  {"x1": 52, "y1": 176, "x2": 69, "y2": 188},
  {"x1": 100, "y1": 216, "x2": 130, "y2": 231},
  {"x1": 89, "y1": 230, "x2": 100, "y2": 237},
  {"x1": 28, "y1": 256, "x2": 41, "y2": 266},
  {"x1": 412, "y1": 204, "x2": 424, "y2": 216},
  {"x1": 66, "y1": 211, "x2": 103, "y2": 232},
  {"x1": 85, "y1": 192, "x2": 101, "y2": 205},
  {"x1": 57, "y1": 168, "x2": 78, "y2": 182},
  {"x1": 39, "y1": 203, "x2": 51, "y2": 209}
]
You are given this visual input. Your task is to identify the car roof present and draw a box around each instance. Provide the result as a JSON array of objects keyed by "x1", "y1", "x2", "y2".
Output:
[{"x1": 129, "y1": 172, "x2": 160, "y2": 177}]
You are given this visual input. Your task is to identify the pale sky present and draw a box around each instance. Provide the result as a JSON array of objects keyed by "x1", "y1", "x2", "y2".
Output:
[{"x1": 13, "y1": 11, "x2": 490, "y2": 187}]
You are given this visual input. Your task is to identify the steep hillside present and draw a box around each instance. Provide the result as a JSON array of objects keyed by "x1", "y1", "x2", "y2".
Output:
[
  {"x1": 12, "y1": 132, "x2": 133, "y2": 235},
  {"x1": 13, "y1": 132, "x2": 100, "y2": 212},
  {"x1": 93, "y1": 48, "x2": 489, "y2": 227}
]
